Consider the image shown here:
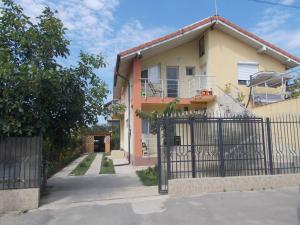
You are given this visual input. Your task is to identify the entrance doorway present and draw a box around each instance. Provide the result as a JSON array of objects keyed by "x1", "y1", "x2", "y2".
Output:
[{"x1": 94, "y1": 136, "x2": 105, "y2": 152}]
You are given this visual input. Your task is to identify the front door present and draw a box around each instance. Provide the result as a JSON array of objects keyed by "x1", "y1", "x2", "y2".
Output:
[{"x1": 166, "y1": 66, "x2": 179, "y2": 97}]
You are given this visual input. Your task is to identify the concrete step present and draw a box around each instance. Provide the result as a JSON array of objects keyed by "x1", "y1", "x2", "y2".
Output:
[{"x1": 110, "y1": 150, "x2": 125, "y2": 159}]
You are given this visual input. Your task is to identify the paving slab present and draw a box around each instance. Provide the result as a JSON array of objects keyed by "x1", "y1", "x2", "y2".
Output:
[
  {"x1": 51, "y1": 155, "x2": 87, "y2": 178},
  {"x1": 40, "y1": 171, "x2": 156, "y2": 207},
  {"x1": 85, "y1": 153, "x2": 102, "y2": 176}
]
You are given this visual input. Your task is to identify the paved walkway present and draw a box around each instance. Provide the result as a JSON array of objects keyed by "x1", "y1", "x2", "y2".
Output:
[
  {"x1": 51, "y1": 155, "x2": 87, "y2": 178},
  {"x1": 85, "y1": 153, "x2": 103, "y2": 175},
  {"x1": 40, "y1": 155, "x2": 157, "y2": 207}
]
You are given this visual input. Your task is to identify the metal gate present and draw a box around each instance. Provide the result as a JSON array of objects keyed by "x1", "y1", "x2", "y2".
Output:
[{"x1": 157, "y1": 114, "x2": 300, "y2": 193}]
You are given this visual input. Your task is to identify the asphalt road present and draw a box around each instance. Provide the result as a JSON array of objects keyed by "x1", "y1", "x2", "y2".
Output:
[{"x1": 1, "y1": 187, "x2": 298, "y2": 225}]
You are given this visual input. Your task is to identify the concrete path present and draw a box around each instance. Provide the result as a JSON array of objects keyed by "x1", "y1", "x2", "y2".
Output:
[
  {"x1": 114, "y1": 162, "x2": 137, "y2": 175},
  {"x1": 40, "y1": 156, "x2": 157, "y2": 207},
  {"x1": 1, "y1": 187, "x2": 299, "y2": 225},
  {"x1": 40, "y1": 172, "x2": 157, "y2": 207},
  {"x1": 51, "y1": 155, "x2": 87, "y2": 178},
  {"x1": 85, "y1": 153, "x2": 103, "y2": 176}
]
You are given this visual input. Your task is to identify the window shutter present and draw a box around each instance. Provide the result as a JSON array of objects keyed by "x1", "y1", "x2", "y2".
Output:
[{"x1": 237, "y1": 63, "x2": 258, "y2": 81}]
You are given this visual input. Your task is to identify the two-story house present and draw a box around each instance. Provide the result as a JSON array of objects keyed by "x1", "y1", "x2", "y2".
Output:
[{"x1": 113, "y1": 15, "x2": 300, "y2": 166}]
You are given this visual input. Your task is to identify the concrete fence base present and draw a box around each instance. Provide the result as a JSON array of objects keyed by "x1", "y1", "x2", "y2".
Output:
[
  {"x1": 0, "y1": 188, "x2": 40, "y2": 213},
  {"x1": 169, "y1": 174, "x2": 300, "y2": 196}
]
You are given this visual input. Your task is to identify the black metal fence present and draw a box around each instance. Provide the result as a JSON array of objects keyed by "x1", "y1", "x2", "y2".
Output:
[
  {"x1": 157, "y1": 114, "x2": 300, "y2": 193},
  {"x1": 0, "y1": 136, "x2": 42, "y2": 190}
]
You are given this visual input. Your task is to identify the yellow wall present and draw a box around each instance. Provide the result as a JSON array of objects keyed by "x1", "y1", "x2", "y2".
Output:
[
  {"x1": 141, "y1": 36, "x2": 209, "y2": 97},
  {"x1": 140, "y1": 28, "x2": 286, "y2": 106},
  {"x1": 252, "y1": 98, "x2": 300, "y2": 117},
  {"x1": 207, "y1": 29, "x2": 286, "y2": 105},
  {"x1": 142, "y1": 38, "x2": 204, "y2": 77},
  {"x1": 120, "y1": 117, "x2": 124, "y2": 149}
]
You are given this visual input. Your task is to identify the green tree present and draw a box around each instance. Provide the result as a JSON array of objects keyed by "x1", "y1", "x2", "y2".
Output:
[
  {"x1": 0, "y1": 0, "x2": 109, "y2": 163},
  {"x1": 135, "y1": 99, "x2": 180, "y2": 134},
  {"x1": 289, "y1": 76, "x2": 300, "y2": 98}
]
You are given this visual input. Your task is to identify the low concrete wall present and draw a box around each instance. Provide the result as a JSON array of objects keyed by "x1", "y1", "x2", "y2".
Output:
[
  {"x1": 169, "y1": 174, "x2": 300, "y2": 196},
  {"x1": 0, "y1": 188, "x2": 39, "y2": 213}
]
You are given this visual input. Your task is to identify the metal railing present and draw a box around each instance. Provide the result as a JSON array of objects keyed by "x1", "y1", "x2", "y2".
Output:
[
  {"x1": 157, "y1": 113, "x2": 300, "y2": 193},
  {"x1": 142, "y1": 136, "x2": 158, "y2": 157},
  {"x1": 140, "y1": 75, "x2": 216, "y2": 98},
  {"x1": 0, "y1": 136, "x2": 42, "y2": 190}
]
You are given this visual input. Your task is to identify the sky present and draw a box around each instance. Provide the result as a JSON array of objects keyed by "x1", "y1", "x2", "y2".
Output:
[{"x1": 12, "y1": 0, "x2": 300, "y2": 121}]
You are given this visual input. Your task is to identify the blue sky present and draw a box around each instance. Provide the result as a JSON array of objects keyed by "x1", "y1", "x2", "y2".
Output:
[{"x1": 14, "y1": 0, "x2": 300, "y2": 121}]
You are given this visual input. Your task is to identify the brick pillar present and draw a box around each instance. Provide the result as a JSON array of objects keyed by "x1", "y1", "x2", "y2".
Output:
[{"x1": 132, "y1": 57, "x2": 142, "y2": 164}]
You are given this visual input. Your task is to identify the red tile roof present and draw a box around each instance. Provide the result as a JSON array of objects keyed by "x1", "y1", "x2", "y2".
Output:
[{"x1": 118, "y1": 15, "x2": 300, "y2": 64}]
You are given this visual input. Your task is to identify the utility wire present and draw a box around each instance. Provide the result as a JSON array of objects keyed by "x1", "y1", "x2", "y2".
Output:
[{"x1": 248, "y1": 0, "x2": 300, "y2": 10}]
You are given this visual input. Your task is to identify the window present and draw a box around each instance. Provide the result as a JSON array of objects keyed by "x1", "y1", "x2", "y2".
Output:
[
  {"x1": 237, "y1": 62, "x2": 259, "y2": 85},
  {"x1": 141, "y1": 70, "x2": 148, "y2": 84},
  {"x1": 142, "y1": 119, "x2": 149, "y2": 134},
  {"x1": 148, "y1": 65, "x2": 160, "y2": 83},
  {"x1": 238, "y1": 80, "x2": 248, "y2": 85},
  {"x1": 199, "y1": 36, "x2": 205, "y2": 57},
  {"x1": 141, "y1": 65, "x2": 160, "y2": 84},
  {"x1": 186, "y1": 66, "x2": 195, "y2": 76},
  {"x1": 142, "y1": 119, "x2": 156, "y2": 134},
  {"x1": 174, "y1": 136, "x2": 181, "y2": 146}
]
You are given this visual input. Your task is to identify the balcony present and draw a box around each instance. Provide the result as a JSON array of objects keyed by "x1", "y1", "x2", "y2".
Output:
[{"x1": 140, "y1": 75, "x2": 216, "y2": 103}]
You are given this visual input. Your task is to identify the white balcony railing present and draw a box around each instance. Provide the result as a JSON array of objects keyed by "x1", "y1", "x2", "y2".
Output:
[{"x1": 140, "y1": 75, "x2": 216, "y2": 99}]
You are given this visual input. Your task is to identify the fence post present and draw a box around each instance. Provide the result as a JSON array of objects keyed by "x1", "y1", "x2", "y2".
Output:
[
  {"x1": 190, "y1": 117, "x2": 196, "y2": 178},
  {"x1": 266, "y1": 117, "x2": 274, "y2": 175},
  {"x1": 218, "y1": 118, "x2": 225, "y2": 177},
  {"x1": 260, "y1": 118, "x2": 268, "y2": 175},
  {"x1": 157, "y1": 119, "x2": 162, "y2": 193},
  {"x1": 166, "y1": 118, "x2": 171, "y2": 179}
]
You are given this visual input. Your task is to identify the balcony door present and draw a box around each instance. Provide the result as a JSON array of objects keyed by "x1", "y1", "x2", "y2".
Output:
[{"x1": 166, "y1": 66, "x2": 179, "y2": 97}]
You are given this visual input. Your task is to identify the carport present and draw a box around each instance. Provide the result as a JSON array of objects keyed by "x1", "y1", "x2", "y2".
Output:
[{"x1": 83, "y1": 132, "x2": 112, "y2": 154}]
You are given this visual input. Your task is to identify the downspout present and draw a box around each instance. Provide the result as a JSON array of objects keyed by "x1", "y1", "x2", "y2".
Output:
[{"x1": 116, "y1": 73, "x2": 131, "y2": 164}]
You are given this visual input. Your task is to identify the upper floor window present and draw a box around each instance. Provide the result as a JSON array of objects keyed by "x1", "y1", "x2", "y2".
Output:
[
  {"x1": 141, "y1": 65, "x2": 160, "y2": 84},
  {"x1": 237, "y1": 62, "x2": 259, "y2": 85},
  {"x1": 186, "y1": 66, "x2": 195, "y2": 76},
  {"x1": 199, "y1": 36, "x2": 205, "y2": 57}
]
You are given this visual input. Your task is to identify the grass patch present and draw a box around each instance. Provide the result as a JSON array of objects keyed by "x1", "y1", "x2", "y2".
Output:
[
  {"x1": 100, "y1": 155, "x2": 115, "y2": 174},
  {"x1": 47, "y1": 149, "x2": 80, "y2": 178},
  {"x1": 70, "y1": 153, "x2": 96, "y2": 176},
  {"x1": 136, "y1": 166, "x2": 158, "y2": 186}
]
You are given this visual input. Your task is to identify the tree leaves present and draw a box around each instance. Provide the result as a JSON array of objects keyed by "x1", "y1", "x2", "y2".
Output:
[{"x1": 0, "y1": 0, "x2": 109, "y2": 141}]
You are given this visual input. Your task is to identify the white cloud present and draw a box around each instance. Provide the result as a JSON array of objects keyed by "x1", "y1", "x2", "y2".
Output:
[
  {"x1": 13, "y1": 0, "x2": 169, "y2": 79},
  {"x1": 252, "y1": 6, "x2": 300, "y2": 55},
  {"x1": 252, "y1": 8, "x2": 291, "y2": 34},
  {"x1": 280, "y1": 0, "x2": 296, "y2": 5},
  {"x1": 83, "y1": 0, "x2": 105, "y2": 10}
]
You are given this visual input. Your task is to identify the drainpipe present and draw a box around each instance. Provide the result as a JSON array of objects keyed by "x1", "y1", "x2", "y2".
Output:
[{"x1": 116, "y1": 73, "x2": 131, "y2": 164}]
